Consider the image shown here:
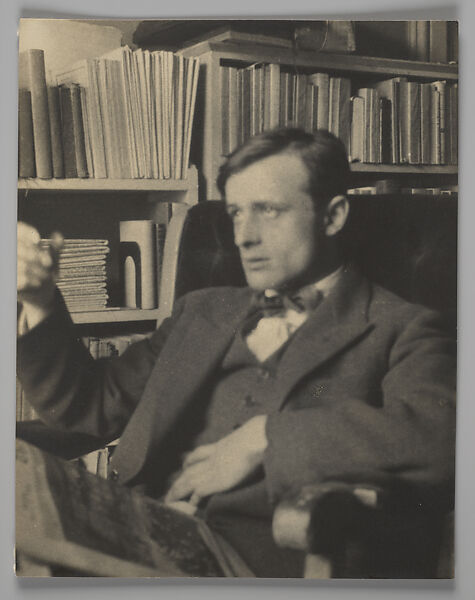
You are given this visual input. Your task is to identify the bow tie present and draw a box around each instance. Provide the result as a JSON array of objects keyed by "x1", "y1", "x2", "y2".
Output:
[{"x1": 252, "y1": 286, "x2": 323, "y2": 317}]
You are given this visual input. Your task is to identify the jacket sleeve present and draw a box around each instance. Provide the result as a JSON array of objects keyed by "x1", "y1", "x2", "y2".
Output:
[
  {"x1": 17, "y1": 290, "x2": 186, "y2": 443},
  {"x1": 263, "y1": 307, "x2": 456, "y2": 510}
]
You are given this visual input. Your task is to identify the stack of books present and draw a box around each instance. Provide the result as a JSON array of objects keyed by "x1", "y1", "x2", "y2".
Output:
[
  {"x1": 41, "y1": 238, "x2": 110, "y2": 312},
  {"x1": 18, "y1": 47, "x2": 200, "y2": 180}
]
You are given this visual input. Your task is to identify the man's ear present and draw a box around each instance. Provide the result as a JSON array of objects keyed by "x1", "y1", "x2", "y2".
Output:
[{"x1": 323, "y1": 195, "x2": 350, "y2": 236}]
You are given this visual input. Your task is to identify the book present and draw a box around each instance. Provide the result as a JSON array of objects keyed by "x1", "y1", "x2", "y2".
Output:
[
  {"x1": 379, "y1": 97, "x2": 392, "y2": 165},
  {"x1": 308, "y1": 73, "x2": 329, "y2": 131},
  {"x1": 357, "y1": 88, "x2": 380, "y2": 163},
  {"x1": 46, "y1": 86, "x2": 65, "y2": 178},
  {"x1": 447, "y1": 21, "x2": 459, "y2": 63},
  {"x1": 431, "y1": 81, "x2": 447, "y2": 164},
  {"x1": 58, "y1": 85, "x2": 78, "y2": 178},
  {"x1": 220, "y1": 66, "x2": 230, "y2": 155},
  {"x1": 420, "y1": 83, "x2": 432, "y2": 164},
  {"x1": 264, "y1": 63, "x2": 280, "y2": 131},
  {"x1": 406, "y1": 21, "x2": 418, "y2": 61},
  {"x1": 329, "y1": 76, "x2": 351, "y2": 154},
  {"x1": 399, "y1": 81, "x2": 421, "y2": 164},
  {"x1": 429, "y1": 21, "x2": 449, "y2": 63},
  {"x1": 182, "y1": 56, "x2": 200, "y2": 178},
  {"x1": 279, "y1": 72, "x2": 290, "y2": 128},
  {"x1": 18, "y1": 49, "x2": 53, "y2": 179},
  {"x1": 430, "y1": 86, "x2": 441, "y2": 165},
  {"x1": 372, "y1": 77, "x2": 406, "y2": 164},
  {"x1": 294, "y1": 74, "x2": 308, "y2": 130},
  {"x1": 416, "y1": 21, "x2": 430, "y2": 62},
  {"x1": 228, "y1": 66, "x2": 239, "y2": 152},
  {"x1": 241, "y1": 67, "x2": 252, "y2": 142},
  {"x1": 69, "y1": 84, "x2": 88, "y2": 178},
  {"x1": 448, "y1": 83, "x2": 458, "y2": 165},
  {"x1": 304, "y1": 84, "x2": 318, "y2": 133},
  {"x1": 18, "y1": 90, "x2": 36, "y2": 178},
  {"x1": 16, "y1": 440, "x2": 253, "y2": 576},
  {"x1": 349, "y1": 96, "x2": 364, "y2": 163},
  {"x1": 56, "y1": 60, "x2": 108, "y2": 178},
  {"x1": 120, "y1": 221, "x2": 158, "y2": 310}
]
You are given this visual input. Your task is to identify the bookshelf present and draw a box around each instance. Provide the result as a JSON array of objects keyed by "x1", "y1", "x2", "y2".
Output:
[
  {"x1": 179, "y1": 34, "x2": 458, "y2": 200},
  {"x1": 18, "y1": 165, "x2": 199, "y2": 327}
]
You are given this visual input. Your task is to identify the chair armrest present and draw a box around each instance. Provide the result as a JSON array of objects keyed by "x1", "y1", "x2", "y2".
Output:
[
  {"x1": 272, "y1": 482, "x2": 452, "y2": 578},
  {"x1": 16, "y1": 420, "x2": 106, "y2": 461},
  {"x1": 272, "y1": 482, "x2": 381, "y2": 555}
]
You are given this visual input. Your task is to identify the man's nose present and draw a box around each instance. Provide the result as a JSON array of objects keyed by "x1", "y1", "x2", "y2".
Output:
[{"x1": 234, "y1": 213, "x2": 261, "y2": 247}]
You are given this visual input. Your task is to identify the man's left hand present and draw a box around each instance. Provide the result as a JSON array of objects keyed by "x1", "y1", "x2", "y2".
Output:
[{"x1": 164, "y1": 415, "x2": 268, "y2": 504}]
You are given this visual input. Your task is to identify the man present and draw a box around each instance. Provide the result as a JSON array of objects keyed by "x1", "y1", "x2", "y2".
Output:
[{"x1": 17, "y1": 129, "x2": 456, "y2": 577}]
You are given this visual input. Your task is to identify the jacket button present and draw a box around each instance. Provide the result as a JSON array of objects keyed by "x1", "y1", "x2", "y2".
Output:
[
  {"x1": 259, "y1": 368, "x2": 271, "y2": 379},
  {"x1": 109, "y1": 468, "x2": 120, "y2": 481},
  {"x1": 245, "y1": 394, "x2": 256, "y2": 407}
]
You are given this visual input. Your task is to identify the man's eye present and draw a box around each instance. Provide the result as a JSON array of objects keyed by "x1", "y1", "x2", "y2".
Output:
[
  {"x1": 227, "y1": 208, "x2": 241, "y2": 220},
  {"x1": 261, "y1": 206, "x2": 280, "y2": 218}
]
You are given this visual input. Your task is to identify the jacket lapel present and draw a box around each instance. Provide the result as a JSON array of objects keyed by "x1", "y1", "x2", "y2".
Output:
[
  {"x1": 276, "y1": 266, "x2": 374, "y2": 410},
  {"x1": 112, "y1": 289, "x2": 253, "y2": 483}
]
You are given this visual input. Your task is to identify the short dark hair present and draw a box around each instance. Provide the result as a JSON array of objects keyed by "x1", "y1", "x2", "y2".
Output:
[{"x1": 217, "y1": 128, "x2": 350, "y2": 208}]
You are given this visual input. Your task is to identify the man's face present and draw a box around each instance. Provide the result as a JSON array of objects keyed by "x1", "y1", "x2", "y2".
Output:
[{"x1": 225, "y1": 153, "x2": 325, "y2": 291}]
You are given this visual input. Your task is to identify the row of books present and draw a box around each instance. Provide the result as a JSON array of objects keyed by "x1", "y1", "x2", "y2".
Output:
[
  {"x1": 40, "y1": 238, "x2": 110, "y2": 312},
  {"x1": 220, "y1": 65, "x2": 458, "y2": 166},
  {"x1": 348, "y1": 186, "x2": 458, "y2": 196},
  {"x1": 81, "y1": 333, "x2": 150, "y2": 359},
  {"x1": 18, "y1": 47, "x2": 200, "y2": 180}
]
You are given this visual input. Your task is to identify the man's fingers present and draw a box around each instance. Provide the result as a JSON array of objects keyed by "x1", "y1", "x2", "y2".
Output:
[
  {"x1": 50, "y1": 231, "x2": 64, "y2": 251},
  {"x1": 182, "y1": 444, "x2": 215, "y2": 468},
  {"x1": 165, "y1": 472, "x2": 195, "y2": 503},
  {"x1": 165, "y1": 460, "x2": 213, "y2": 503}
]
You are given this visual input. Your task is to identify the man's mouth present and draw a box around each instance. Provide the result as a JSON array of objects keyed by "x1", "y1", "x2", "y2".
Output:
[{"x1": 242, "y1": 258, "x2": 270, "y2": 270}]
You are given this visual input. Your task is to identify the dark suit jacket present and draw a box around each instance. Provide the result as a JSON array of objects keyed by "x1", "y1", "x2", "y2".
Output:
[{"x1": 17, "y1": 266, "x2": 456, "y2": 522}]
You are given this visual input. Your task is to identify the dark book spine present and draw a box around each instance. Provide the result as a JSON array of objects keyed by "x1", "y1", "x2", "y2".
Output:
[
  {"x1": 70, "y1": 84, "x2": 88, "y2": 178},
  {"x1": 408, "y1": 82, "x2": 421, "y2": 164},
  {"x1": 18, "y1": 89, "x2": 36, "y2": 178},
  {"x1": 339, "y1": 78, "x2": 352, "y2": 156},
  {"x1": 59, "y1": 86, "x2": 78, "y2": 178},
  {"x1": 47, "y1": 86, "x2": 65, "y2": 178},
  {"x1": 241, "y1": 68, "x2": 251, "y2": 144},
  {"x1": 220, "y1": 66, "x2": 229, "y2": 155},
  {"x1": 420, "y1": 83, "x2": 432, "y2": 164},
  {"x1": 379, "y1": 97, "x2": 392, "y2": 165}
]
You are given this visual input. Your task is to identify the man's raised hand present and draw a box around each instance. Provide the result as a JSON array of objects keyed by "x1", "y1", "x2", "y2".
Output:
[{"x1": 17, "y1": 222, "x2": 63, "y2": 328}]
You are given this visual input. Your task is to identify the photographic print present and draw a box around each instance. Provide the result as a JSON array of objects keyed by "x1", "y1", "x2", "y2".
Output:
[{"x1": 16, "y1": 18, "x2": 457, "y2": 578}]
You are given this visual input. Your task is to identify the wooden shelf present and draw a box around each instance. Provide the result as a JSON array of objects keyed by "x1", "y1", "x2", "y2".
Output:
[
  {"x1": 71, "y1": 308, "x2": 161, "y2": 325},
  {"x1": 350, "y1": 164, "x2": 458, "y2": 175},
  {"x1": 181, "y1": 40, "x2": 459, "y2": 81},
  {"x1": 18, "y1": 178, "x2": 193, "y2": 192}
]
